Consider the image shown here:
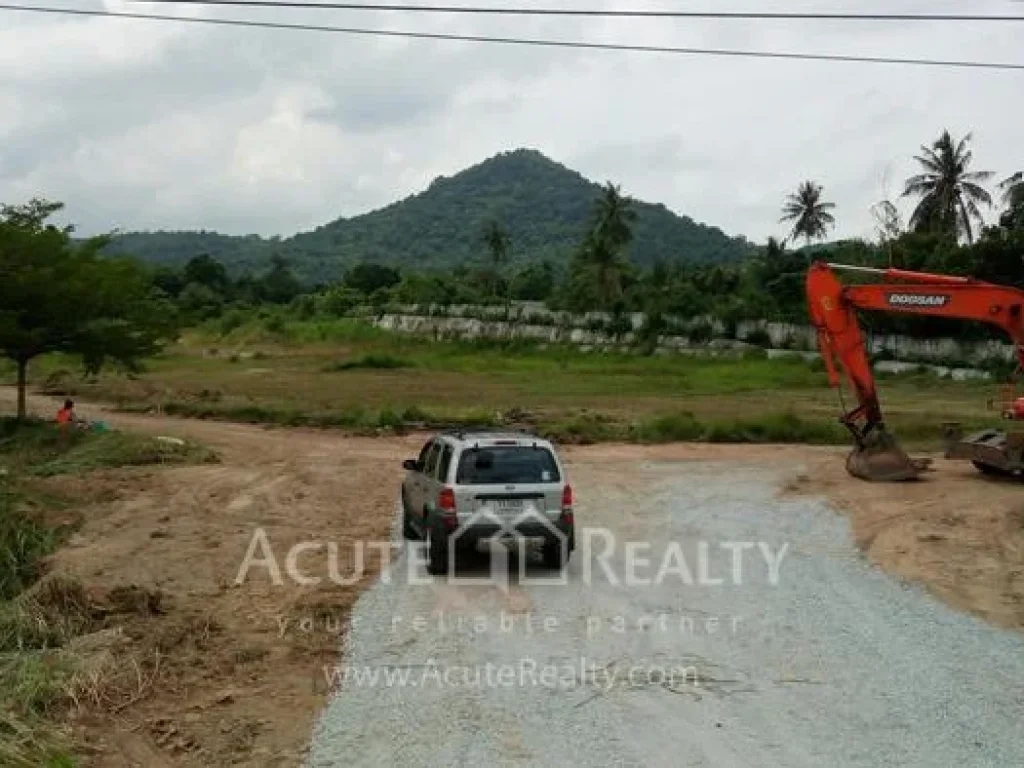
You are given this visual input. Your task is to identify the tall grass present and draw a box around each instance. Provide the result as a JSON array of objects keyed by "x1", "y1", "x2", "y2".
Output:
[
  {"x1": 0, "y1": 493, "x2": 59, "y2": 601},
  {"x1": 0, "y1": 494, "x2": 76, "y2": 767},
  {"x1": 0, "y1": 418, "x2": 216, "y2": 478}
]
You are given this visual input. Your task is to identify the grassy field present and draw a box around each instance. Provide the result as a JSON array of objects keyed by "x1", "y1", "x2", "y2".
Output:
[{"x1": 4, "y1": 317, "x2": 1007, "y2": 448}]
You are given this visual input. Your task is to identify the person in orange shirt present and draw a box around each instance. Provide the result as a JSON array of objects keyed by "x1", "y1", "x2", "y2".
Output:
[{"x1": 56, "y1": 399, "x2": 75, "y2": 426}]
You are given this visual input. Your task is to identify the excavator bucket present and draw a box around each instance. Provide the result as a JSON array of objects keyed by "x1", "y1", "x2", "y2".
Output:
[{"x1": 846, "y1": 427, "x2": 931, "y2": 482}]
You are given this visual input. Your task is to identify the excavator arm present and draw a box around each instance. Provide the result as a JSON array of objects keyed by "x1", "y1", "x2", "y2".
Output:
[{"x1": 805, "y1": 261, "x2": 1024, "y2": 480}]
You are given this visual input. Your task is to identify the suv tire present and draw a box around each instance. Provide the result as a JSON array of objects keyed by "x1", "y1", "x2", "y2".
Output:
[
  {"x1": 541, "y1": 535, "x2": 570, "y2": 569},
  {"x1": 401, "y1": 491, "x2": 421, "y2": 540},
  {"x1": 426, "y1": 519, "x2": 451, "y2": 575}
]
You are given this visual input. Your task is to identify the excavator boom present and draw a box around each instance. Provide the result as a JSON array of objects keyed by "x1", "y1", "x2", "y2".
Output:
[{"x1": 806, "y1": 261, "x2": 1024, "y2": 481}]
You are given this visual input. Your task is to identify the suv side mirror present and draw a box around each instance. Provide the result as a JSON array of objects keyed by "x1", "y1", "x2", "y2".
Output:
[{"x1": 402, "y1": 459, "x2": 419, "y2": 471}]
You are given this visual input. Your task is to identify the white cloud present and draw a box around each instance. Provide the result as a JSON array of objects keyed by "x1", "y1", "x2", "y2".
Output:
[{"x1": 0, "y1": 0, "x2": 1021, "y2": 243}]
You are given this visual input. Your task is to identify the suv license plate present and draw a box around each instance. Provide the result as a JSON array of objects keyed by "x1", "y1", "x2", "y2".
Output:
[{"x1": 495, "y1": 499, "x2": 523, "y2": 513}]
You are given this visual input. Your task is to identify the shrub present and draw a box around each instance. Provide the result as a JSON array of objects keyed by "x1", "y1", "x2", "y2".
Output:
[
  {"x1": 742, "y1": 328, "x2": 772, "y2": 348},
  {"x1": 217, "y1": 310, "x2": 247, "y2": 336},
  {"x1": 687, "y1": 323, "x2": 714, "y2": 344},
  {"x1": 324, "y1": 354, "x2": 411, "y2": 372},
  {"x1": 376, "y1": 408, "x2": 403, "y2": 429},
  {"x1": 400, "y1": 405, "x2": 430, "y2": 423},
  {"x1": 261, "y1": 315, "x2": 286, "y2": 335},
  {"x1": 541, "y1": 412, "x2": 623, "y2": 445},
  {"x1": 317, "y1": 287, "x2": 361, "y2": 318},
  {"x1": 632, "y1": 412, "x2": 703, "y2": 443},
  {"x1": 703, "y1": 412, "x2": 843, "y2": 445}
]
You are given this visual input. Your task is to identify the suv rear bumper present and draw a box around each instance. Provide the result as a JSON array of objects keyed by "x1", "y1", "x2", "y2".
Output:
[{"x1": 449, "y1": 518, "x2": 574, "y2": 550}]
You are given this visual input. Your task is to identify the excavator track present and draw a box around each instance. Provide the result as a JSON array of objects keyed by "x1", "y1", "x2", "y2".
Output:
[{"x1": 943, "y1": 424, "x2": 1024, "y2": 478}]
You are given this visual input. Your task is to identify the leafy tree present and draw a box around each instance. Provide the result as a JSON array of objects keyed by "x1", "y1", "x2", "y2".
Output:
[
  {"x1": 0, "y1": 199, "x2": 175, "y2": 418},
  {"x1": 870, "y1": 199, "x2": 904, "y2": 266},
  {"x1": 183, "y1": 253, "x2": 230, "y2": 295},
  {"x1": 259, "y1": 255, "x2": 302, "y2": 304},
  {"x1": 177, "y1": 282, "x2": 224, "y2": 321},
  {"x1": 902, "y1": 130, "x2": 993, "y2": 243},
  {"x1": 318, "y1": 286, "x2": 362, "y2": 317},
  {"x1": 970, "y1": 226, "x2": 1024, "y2": 286},
  {"x1": 344, "y1": 262, "x2": 401, "y2": 295},
  {"x1": 151, "y1": 265, "x2": 185, "y2": 298},
  {"x1": 510, "y1": 260, "x2": 557, "y2": 301},
  {"x1": 233, "y1": 274, "x2": 263, "y2": 305},
  {"x1": 998, "y1": 171, "x2": 1024, "y2": 230},
  {"x1": 780, "y1": 181, "x2": 836, "y2": 245},
  {"x1": 748, "y1": 237, "x2": 810, "y2": 322}
]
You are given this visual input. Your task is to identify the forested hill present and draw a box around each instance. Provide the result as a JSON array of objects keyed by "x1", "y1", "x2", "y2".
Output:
[{"x1": 105, "y1": 149, "x2": 756, "y2": 283}]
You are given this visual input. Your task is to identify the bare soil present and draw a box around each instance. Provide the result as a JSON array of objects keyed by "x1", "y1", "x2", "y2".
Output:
[
  {"x1": 570, "y1": 441, "x2": 1024, "y2": 631},
  {"x1": 789, "y1": 452, "x2": 1024, "y2": 631},
  {"x1": 5, "y1": 390, "x2": 1022, "y2": 766},
  {"x1": 4, "y1": 389, "x2": 419, "y2": 767}
]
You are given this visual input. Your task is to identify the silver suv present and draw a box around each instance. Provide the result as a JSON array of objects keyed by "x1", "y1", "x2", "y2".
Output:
[{"x1": 400, "y1": 430, "x2": 575, "y2": 575}]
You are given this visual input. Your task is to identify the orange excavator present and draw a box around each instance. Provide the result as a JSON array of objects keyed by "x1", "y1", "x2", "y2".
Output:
[{"x1": 806, "y1": 261, "x2": 1024, "y2": 481}]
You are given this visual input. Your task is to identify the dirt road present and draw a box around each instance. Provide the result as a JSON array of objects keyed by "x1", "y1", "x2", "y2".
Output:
[
  {"x1": 6, "y1": 389, "x2": 1024, "y2": 765},
  {"x1": 309, "y1": 456, "x2": 1024, "y2": 766},
  {"x1": 2, "y1": 389, "x2": 417, "y2": 765}
]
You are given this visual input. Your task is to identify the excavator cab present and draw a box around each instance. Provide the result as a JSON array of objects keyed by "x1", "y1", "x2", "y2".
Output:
[{"x1": 996, "y1": 369, "x2": 1024, "y2": 420}]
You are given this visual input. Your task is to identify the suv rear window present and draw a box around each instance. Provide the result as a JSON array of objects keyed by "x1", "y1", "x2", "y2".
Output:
[{"x1": 455, "y1": 446, "x2": 561, "y2": 485}]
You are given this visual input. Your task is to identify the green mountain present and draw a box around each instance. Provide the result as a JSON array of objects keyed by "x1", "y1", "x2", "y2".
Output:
[{"x1": 106, "y1": 149, "x2": 756, "y2": 282}]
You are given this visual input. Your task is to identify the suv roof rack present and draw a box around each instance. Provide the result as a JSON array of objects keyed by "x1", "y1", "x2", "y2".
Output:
[{"x1": 439, "y1": 425, "x2": 539, "y2": 440}]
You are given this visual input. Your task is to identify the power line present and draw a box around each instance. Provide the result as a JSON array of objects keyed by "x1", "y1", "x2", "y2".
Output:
[
  {"x1": 2, "y1": 3, "x2": 1023, "y2": 70},
  {"x1": 119, "y1": 1, "x2": 1024, "y2": 23}
]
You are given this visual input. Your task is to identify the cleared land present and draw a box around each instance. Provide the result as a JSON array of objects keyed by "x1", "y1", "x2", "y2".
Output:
[
  {"x1": 7, "y1": 319, "x2": 1008, "y2": 448},
  {"x1": 2, "y1": 388, "x2": 1022, "y2": 765}
]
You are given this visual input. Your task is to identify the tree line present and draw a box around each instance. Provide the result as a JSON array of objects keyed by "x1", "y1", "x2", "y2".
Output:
[{"x1": 2, "y1": 128, "x2": 1022, "y2": 416}]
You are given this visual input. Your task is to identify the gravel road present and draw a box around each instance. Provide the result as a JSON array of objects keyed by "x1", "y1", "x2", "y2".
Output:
[{"x1": 308, "y1": 457, "x2": 1024, "y2": 767}]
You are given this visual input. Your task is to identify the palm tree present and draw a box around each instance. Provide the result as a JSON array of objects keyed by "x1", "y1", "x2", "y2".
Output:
[
  {"x1": 591, "y1": 183, "x2": 637, "y2": 254},
  {"x1": 583, "y1": 183, "x2": 637, "y2": 308},
  {"x1": 999, "y1": 171, "x2": 1024, "y2": 228},
  {"x1": 779, "y1": 181, "x2": 836, "y2": 246},
  {"x1": 901, "y1": 130, "x2": 993, "y2": 243},
  {"x1": 481, "y1": 220, "x2": 511, "y2": 297}
]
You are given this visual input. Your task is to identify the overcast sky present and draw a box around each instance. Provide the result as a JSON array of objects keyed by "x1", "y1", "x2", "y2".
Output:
[{"x1": 1, "y1": 0, "x2": 1021, "y2": 244}]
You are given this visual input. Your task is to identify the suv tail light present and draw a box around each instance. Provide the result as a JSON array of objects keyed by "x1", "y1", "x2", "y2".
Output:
[
  {"x1": 560, "y1": 484, "x2": 574, "y2": 525},
  {"x1": 438, "y1": 487, "x2": 456, "y2": 513},
  {"x1": 438, "y1": 487, "x2": 458, "y2": 530}
]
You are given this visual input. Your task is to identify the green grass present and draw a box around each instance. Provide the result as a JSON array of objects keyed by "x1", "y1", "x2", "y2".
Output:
[{"x1": 13, "y1": 318, "x2": 1009, "y2": 451}]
